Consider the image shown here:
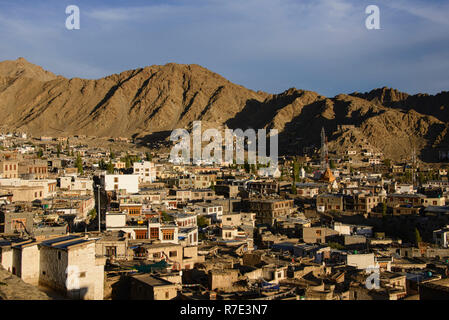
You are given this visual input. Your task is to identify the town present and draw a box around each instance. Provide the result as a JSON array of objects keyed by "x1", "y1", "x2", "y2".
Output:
[{"x1": 1, "y1": 128, "x2": 449, "y2": 301}]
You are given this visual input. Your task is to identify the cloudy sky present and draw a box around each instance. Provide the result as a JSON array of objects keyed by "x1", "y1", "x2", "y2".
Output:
[{"x1": 0, "y1": 0, "x2": 448, "y2": 97}]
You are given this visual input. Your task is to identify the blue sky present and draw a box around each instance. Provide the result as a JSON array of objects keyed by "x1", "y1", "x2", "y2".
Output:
[{"x1": 0, "y1": 0, "x2": 448, "y2": 97}]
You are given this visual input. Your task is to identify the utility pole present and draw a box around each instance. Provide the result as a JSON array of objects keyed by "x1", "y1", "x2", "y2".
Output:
[{"x1": 97, "y1": 185, "x2": 101, "y2": 233}]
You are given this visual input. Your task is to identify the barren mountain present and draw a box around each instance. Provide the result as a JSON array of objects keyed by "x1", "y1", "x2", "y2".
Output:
[{"x1": 0, "y1": 58, "x2": 448, "y2": 162}]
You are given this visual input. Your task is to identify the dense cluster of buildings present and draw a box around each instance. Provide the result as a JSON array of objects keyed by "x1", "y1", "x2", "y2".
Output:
[{"x1": 1, "y1": 132, "x2": 449, "y2": 300}]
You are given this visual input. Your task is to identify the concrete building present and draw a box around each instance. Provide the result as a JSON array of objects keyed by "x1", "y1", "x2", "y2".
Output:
[
  {"x1": 133, "y1": 161, "x2": 156, "y2": 183},
  {"x1": 303, "y1": 227, "x2": 339, "y2": 244},
  {"x1": 208, "y1": 269, "x2": 239, "y2": 291},
  {"x1": 194, "y1": 203, "x2": 223, "y2": 222},
  {"x1": 433, "y1": 226, "x2": 449, "y2": 248},
  {"x1": 245, "y1": 199, "x2": 294, "y2": 226},
  {"x1": 1, "y1": 235, "x2": 106, "y2": 300},
  {"x1": 101, "y1": 174, "x2": 139, "y2": 194},
  {"x1": 0, "y1": 160, "x2": 18, "y2": 178},
  {"x1": 0, "y1": 211, "x2": 34, "y2": 235},
  {"x1": 346, "y1": 253, "x2": 375, "y2": 270},
  {"x1": 58, "y1": 176, "x2": 93, "y2": 192},
  {"x1": 129, "y1": 274, "x2": 178, "y2": 300},
  {"x1": 18, "y1": 159, "x2": 48, "y2": 179}
]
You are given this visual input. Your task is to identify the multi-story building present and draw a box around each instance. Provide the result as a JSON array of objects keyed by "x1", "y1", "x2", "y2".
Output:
[
  {"x1": 387, "y1": 194, "x2": 445, "y2": 207},
  {"x1": 0, "y1": 179, "x2": 57, "y2": 201},
  {"x1": 433, "y1": 226, "x2": 449, "y2": 248},
  {"x1": 58, "y1": 176, "x2": 93, "y2": 192},
  {"x1": 194, "y1": 203, "x2": 223, "y2": 222},
  {"x1": 0, "y1": 211, "x2": 34, "y2": 235},
  {"x1": 353, "y1": 194, "x2": 382, "y2": 214},
  {"x1": 0, "y1": 160, "x2": 18, "y2": 178},
  {"x1": 303, "y1": 227, "x2": 339, "y2": 244},
  {"x1": 133, "y1": 161, "x2": 156, "y2": 183},
  {"x1": 316, "y1": 194, "x2": 352, "y2": 213},
  {"x1": 18, "y1": 159, "x2": 48, "y2": 179},
  {"x1": 247, "y1": 180, "x2": 279, "y2": 195},
  {"x1": 101, "y1": 174, "x2": 139, "y2": 194},
  {"x1": 178, "y1": 174, "x2": 216, "y2": 189},
  {"x1": 119, "y1": 203, "x2": 143, "y2": 218},
  {"x1": 245, "y1": 199, "x2": 294, "y2": 226}
]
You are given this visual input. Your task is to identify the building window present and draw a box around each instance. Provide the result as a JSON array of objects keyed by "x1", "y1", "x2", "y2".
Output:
[
  {"x1": 79, "y1": 272, "x2": 86, "y2": 278},
  {"x1": 135, "y1": 230, "x2": 147, "y2": 239},
  {"x1": 169, "y1": 251, "x2": 177, "y2": 257},
  {"x1": 150, "y1": 227, "x2": 159, "y2": 240},
  {"x1": 105, "y1": 246, "x2": 117, "y2": 257},
  {"x1": 162, "y1": 229, "x2": 174, "y2": 240}
]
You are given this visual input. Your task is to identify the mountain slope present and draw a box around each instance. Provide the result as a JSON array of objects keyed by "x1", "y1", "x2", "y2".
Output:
[{"x1": 0, "y1": 58, "x2": 449, "y2": 162}]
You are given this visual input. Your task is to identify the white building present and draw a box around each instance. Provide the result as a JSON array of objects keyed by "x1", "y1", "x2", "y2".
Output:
[
  {"x1": 0, "y1": 178, "x2": 57, "y2": 198},
  {"x1": 133, "y1": 161, "x2": 156, "y2": 183},
  {"x1": 346, "y1": 253, "x2": 375, "y2": 270},
  {"x1": 194, "y1": 203, "x2": 223, "y2": 222},
  {"x1": 179, "y1": 227, "x2": 199, "y2": 246},
  {"x1": 105, "y1": 212, "x2": 127, "y2": 228},
  {"x1": 333, "y1": 222, "x2": 352, "y2": 235},
  {"x1": 0, "y1": 236, "x2": 105, "y2": 300},
  {"x1": 101, "y1": 174, "x2": 139, "y2": 194},
  {"x1": 59, "y1": 176, "x2": 93, "y2": 192},
  {"x1": 395, "y1": 184, "x2": 414, "y2": 194},
  {"x1": 433, "y1": 226, "x2": 449, "y2": 248}
]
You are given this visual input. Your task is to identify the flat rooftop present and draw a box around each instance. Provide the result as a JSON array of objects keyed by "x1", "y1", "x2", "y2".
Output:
[{"x1": 131, "y1": 274, "x2": 175, "y2": 287}]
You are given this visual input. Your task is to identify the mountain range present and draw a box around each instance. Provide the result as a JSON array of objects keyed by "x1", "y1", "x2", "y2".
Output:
[{"x1": 0, "y1": 57, "x2": 448, "y2": 162}]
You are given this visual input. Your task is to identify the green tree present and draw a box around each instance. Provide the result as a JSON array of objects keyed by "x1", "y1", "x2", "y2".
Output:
[
  {"x1": 107, "y1": 160, "x2": 115, "y2": 174},
  {"x1": 37, "y1": 148, "x2": 43, "y2": 158},
  {"x1": 328, "y1": 242, "x2": 344, "y2": 250},
  {"x1": 244, "y1": 160, "x2": 250, "y2": 173},
  {"x1": 125, "y1": 156, "x2": 131, "y2": 169},
  {"x1": 88, "y1": 208, "x2": 97, "y2": 220},
  {"x1": 404, "y1": 171, "x2": 412, "y2": 183},
  {"x1": 75, "y1": 153, "x2": 83, "y2": 175},
  {"x1": 291, "y1": 182, "x2": 297, "y2": 194},
  {"x1": 415, "y1": 228, "x2": 422, "y2": 245},
  {"x1": 329, "y1": 160, "x2": 336, "y2": 169},
  {"x1": 197, "y1": 215, "x2": 209, "y2": 228},
  {"x1": 110, "y1": 149, "x2": 115, "y2": 160},
  {"x1": 160, "y1": 211, "x2": 173, "y2": 222},
  {"x1": 418, "y1": 172, "x2": 426, "y2": 185},
  {"x1": 146, "y1": 152, "x2": 152, "y2": 161},
  {"x1": 383, "y1": 159, "x2": 391, "y2": 167},
  {"x1": 57, "y1": 143, "x2": 62, "y2": 157},
  {"x1": 382, "y1": 201, "x2": 387, "y2": 217},
  {"x1": 292, "y1": 160, "x2": 300, "y2": 182},
  {"x1": 250, "y1": 164, "x2": 256, "y2": 174},
  {"x1": 98, "y1": 159, "x2": 107, "y2": 170}
]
